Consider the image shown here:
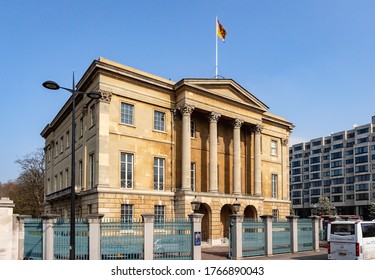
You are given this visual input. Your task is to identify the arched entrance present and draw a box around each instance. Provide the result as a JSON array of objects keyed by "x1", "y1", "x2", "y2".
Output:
[
  {"x1": 197, "y1": 203, "x2": 211, "y2": 242},
  {"x1": 244, "y1": 205, "x2": 258, "y2": 220},
  {"x1": 220, "y1": 204, "x2": 234, "y2": 239}
]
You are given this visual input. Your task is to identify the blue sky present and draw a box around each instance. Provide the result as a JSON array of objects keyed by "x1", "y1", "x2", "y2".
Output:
[{"x1": 1, "y1": 0, "x2": 375, "y2": 183}]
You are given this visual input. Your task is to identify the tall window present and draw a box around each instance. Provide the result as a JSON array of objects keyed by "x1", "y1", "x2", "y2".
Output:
[
  {"x1": 154, "y1": 205, "x2": 165, "y2": 224},
  {"x1": 121, "y1": 204, "x2": 134, "y2": 223},
  {"x1": 121, "y1": 153, "x2": 133, "y2": 188},
  {"x1": 154, "y1": 111, "x2": 165, "y2": 132},
  {"x1": 89, "y1": 153, "x2": 95, "y2": 189},
  {"x1": 65, "y1": 168, "x2": 69, "y2": 188},
  {"x1": 154, "y1": 157, "x2": 165, "y2": 190},
  {"x1": 60, "y1": 136, "x2": 64, "y2": 153},
  {"x1": 90, "y1": 104, "x2": 96, "y2": 127},
  {"x1": 191, "y1": 120, "x2": 196, "y2": 138},
  {"x1": 80, "y1": 117, "x2": 84, "y2": 137},
  {"x1": 271, "y1": 174, "x2": 278, "y2": 198},
  {"x1": 78, "y1": 160, "x2": 83, "y2": 188},
  {"x1": 66, "y1": 131, "x2": 70, "y2": 149},
  {"x1": 272, "y1": 209, "x2": 279, "y2": 221},
  {"x1": 191, "y1": 162, "x2": 196, "y2": 191},
  {"x1": 271, "y1": 140, "x2": 277, "y2": 156},
  {"x1": 121, "y1": 103, "x2": 134, "y2": 125}
]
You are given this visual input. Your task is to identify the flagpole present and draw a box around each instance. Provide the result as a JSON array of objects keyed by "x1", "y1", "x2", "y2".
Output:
[{"x1": 215, "y1": 16, "x2": 218, "y2": 79}]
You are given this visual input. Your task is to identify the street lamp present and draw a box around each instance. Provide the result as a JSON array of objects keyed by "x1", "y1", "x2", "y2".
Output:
[
  {"x1": 43, "y1": 75, "x2": 101, "y2": 260},
  {"x1": 232, "y1": 198, "x2": 241, "y2": 214},
  {"x1": 191, "y1": 196, "x2": 201, "y2": 213}
]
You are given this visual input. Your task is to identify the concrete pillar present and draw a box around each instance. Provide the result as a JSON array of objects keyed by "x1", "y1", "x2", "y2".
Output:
[
  {"x1": 254, "y1": 125, "x2": 263, "y2": 196},
  {"x1": 14, "y1": 215, "x2": 31, "y2": 260},
  {"x1": 41, "y1": 214, "x2": 59, "y2": 260},
  {"x1": 87, "y1": 214, "x2": 104, "y2": 260},
  {"x1": 286, "y1": 215, "x2": 299, "y2": 253},
  {"x1": 310, "y1": 215, "x2": 320, "y2": 252},
  {"x1": 233, "y1": 119, "x2": 244, "y2": 195},
  {"x1": 209, "y1": 112, "x2": 220, "y2": 193},
  {"x1": 188, "y1": 213, "x2": 204, "y2": 260},
  {"x1": 229, "y1": 214, "x2": 243, "y2": 259},
  {"x1": 179, "y1": 103, "x2": 194, "y2": 191},
  {"x1": 0, "y1": 197, "x2": 15, "y2": 260},
  {"x1": 260, "y1": 215, "x2": 273, "y2": 256},
  {"x1": 142, "y1": 214, "x2": 155, "y2": 260}
]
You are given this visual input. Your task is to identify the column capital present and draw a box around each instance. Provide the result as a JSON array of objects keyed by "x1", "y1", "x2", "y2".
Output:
[
  {"x1": 98, "y1": 90, "x2": 112, "y2": 103},
  {"x1": 179, "y1": 103, "x2": 195, "y2": 116},
  {"x1": 281, "y1": 138, "x2": 288, "y2": 146},
  {"x1": 252, "y1": 124, "x2": 264, "y2": 134},
  {"x1": 233, "y1": 119, "x2": 244, "y2": 128},
  {"x1": 209, "y1": 112, "x2": 221, "y2": 123}
]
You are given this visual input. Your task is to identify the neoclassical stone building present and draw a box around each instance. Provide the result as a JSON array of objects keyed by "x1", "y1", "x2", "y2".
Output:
[{"x1": 41, "y1": 58, "x2": 294, "y2": 245}]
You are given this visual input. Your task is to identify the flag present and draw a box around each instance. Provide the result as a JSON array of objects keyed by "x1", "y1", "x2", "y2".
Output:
[{"x1": 216, "y1": 19, "x2": 227, "y2": 42}]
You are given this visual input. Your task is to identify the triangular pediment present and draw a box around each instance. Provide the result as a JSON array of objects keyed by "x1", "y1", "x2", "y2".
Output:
[{"x1": 175, "y1": 79, "x2": 269, "y2": 112}]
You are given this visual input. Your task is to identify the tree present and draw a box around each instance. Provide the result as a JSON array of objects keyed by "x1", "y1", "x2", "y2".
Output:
[
  {"x1": 0, "y1": 148, "x2": 45, "y2": 217},
  {"x1": 316, "y1": 196, "x2": 334, "y2": 216},
  {"x1": 369, "y1": 202, "x2": 375, "y2": 221}
]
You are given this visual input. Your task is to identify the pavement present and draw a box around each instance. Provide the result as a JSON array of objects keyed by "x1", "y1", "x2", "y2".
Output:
[{"x1": 201, "y1": 241, "x2": 328, "y2": 260}]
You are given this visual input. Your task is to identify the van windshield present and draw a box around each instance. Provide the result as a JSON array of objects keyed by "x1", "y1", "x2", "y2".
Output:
[{"x1": 330, "y1": 224, "x2": 355, "y2": 235}]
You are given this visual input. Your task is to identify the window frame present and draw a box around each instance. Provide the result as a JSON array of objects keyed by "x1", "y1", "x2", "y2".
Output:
[
  {"x1": 120, "y1": 152, "x2": 134, "y2": 189},
  {"x1": 153, "y1": 157, "x2": 165, "y2": 191},
  {"x1": 153, "y1": 110, "x2": 165, "y2": 132},
  {"x1": 120, "y1": 102, "x2": 134, "y2": 126}
]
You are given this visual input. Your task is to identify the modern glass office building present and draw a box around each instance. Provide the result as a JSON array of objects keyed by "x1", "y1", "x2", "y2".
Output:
[{"x1": 289, "y1": 116, "x2": 375, "y2": 220}]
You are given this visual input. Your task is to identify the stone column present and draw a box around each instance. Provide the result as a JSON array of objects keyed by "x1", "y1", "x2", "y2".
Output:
[
  {"x1": 260, "y1": 215, "x2": 273, "y2": 256},
  {"x1": 254, "y1": 125, "x2": 263, "y2": 196},
  {"x1": 96, "y1": 91, "x2": 112, "y2": 189},
  {"x1": 179, "y1": 103, "x2": 194, "y2": 191},
  {"x1": 142, "y1": 214, "x2": 155, "y2": 260},
  {"x1": 209, "y1": 112, "x2": 221, "y2": 193},
  {"x1": 0, "y1": 197, "x2": 15, "y2": 260},
  {"x1": 233, "y1": 119, "x2": 244, "y2": 195},
  {"x1": 310, "y1": 215, "x2": 320, "y2": 252},
  {"x1": 286, "y1": 215, "x2": 299, "y2": 253},
  {"x1": 41, "y1": 214, "x2": 59, "y2": 260},
  {"x1": 87, "y1": 214, "x2": 104, "y2": 260},
  {"x1": 229, "y1": 214, "x2": 243, "y2": 259},
  {"x1": 188, "y1": 213, "x2": 204, "y2": 260}
]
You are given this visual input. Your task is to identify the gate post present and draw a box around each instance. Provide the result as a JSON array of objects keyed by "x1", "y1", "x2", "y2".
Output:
[
  {"x1": 188, "y1": 213, "x2": 204, "y2": 260},
  {"x1": 41, "y1": 214, "x2": 59, "y2": 260},
  {"x1": 229, "y1": 214, "x2": 243, "y2": 260},
  {"x1": 14, "y1": 215, "x2": 31, "y2": 260},
  {"x1": 260, "y1": 215, "x2": 273, "y2": 256},
  {"x1": 87, "y1": 214, "x2": 104, "y2": 260},
  {"x1": 286, "y1": 215, "x2": 299, "y2": 253},
  {"x1": 310, "y1": 215, "x2": 320, "y2": 252},
  {"x1": 142, "y1": 214, "x2": 155, "y2": 260},
  {"x1": 0, "y1": 197, "x2": 15, "y2": 260}
]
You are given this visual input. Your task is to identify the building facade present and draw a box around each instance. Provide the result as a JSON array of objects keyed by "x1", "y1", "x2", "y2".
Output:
[
  {"x1": 289, "y1": 116, "x2": 375, "y2": 220},
  {"x1": 41, "y1": 58, "x2": 293, "y2": 245}
]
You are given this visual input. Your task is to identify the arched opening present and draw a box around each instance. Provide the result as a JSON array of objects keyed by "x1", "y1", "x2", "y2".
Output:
[
  {"x1": 197, "y1": 203, "x2": 211, "y2": 242},
  {"x1": 220, "y1": 204, "x2": 234, "y2": 239},
  {"x1": 244, "y1": 205, "x2": 258, "y2": 220}
]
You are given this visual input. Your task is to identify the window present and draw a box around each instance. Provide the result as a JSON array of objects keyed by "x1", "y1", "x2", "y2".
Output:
[
  {"x1": 90, "y1": 104, "x2": 96, "y2": 127},
  {"x1": 66, "y1": 131, "x2": 70, "y2": 149},
  {"x1": 48, "y1": 146, "x2": 51, "y2": 162},
  {"x1": 191, "y1": 162, "x2": 196, "y2": 191},
  {"x1": 59, "y1": 172, "x2": 63, "y2": 189},
  {"x1": 55, "y1": 142, "x2": 58, "y2": 157},
  {"x1": 271, "y1": 174, "x2": 278, "y2": 198},
  {"x1": 154, "y1": 111, "x2": 165, "y2": 131},
  {"x1": 54, "y1": 175, "x2": 57, "y2": 192},
  {"x1": 89, "y1": 153, "x2": 95, "y2": 189},
  {"x1": 191, "y1": 120, "x2": 196, "y2": 138},
  {"x1": 154, "y1": 157, "x2": 165, "y2": 190},
  {"x1": 121, "y1": 204, "x2": 134, "y2": 223},
  {"x1": 121, "y1": 103, "x2": 134, "y2": 125},
  {"x1": 78, "y1": 160, "x2": 83, "y2": 187},
  {"x1": 60, "y1": 136, "x2": 64, "y2": 153},
  {"x1": 65, "y1": 168, "x2": 69, "y2": 188},
  {"x1": 121, "y1": 153, "x2": 133, "y2": 188},
  {"x1": 271, "y1": 140, "x2": 277, "y2": 156},
  {"x1": 80, "y1": 117, "x2": 84, "y2": 137},
  {"x1": 154, "y1": 205, "x2": 165, "y2": 224}
]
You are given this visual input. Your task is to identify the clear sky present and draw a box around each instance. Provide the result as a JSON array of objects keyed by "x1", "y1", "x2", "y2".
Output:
[{"x1": 1, "y1": 0, "x2": 375, "y2": 183}]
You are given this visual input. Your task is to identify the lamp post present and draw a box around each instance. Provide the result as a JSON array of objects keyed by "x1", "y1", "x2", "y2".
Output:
[
  {"x1": 232, "y1": 198, "x2": 241, "y2": 214},
  {"x1": 43, "y1": 75, "x2": 101, "y2": 260},
  {"x1": 191, "y1": 196, "x2": 201, "y2": 213}
]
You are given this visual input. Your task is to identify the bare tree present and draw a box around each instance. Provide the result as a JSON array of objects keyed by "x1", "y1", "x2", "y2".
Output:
[{"x1": 11, "y1": 148, "x2": 45, "y2": 216}]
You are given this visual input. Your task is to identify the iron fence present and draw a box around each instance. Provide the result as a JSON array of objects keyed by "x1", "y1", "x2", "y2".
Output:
[{"x1": 24, "y1": 218, "x2": 43, "y2": 260}]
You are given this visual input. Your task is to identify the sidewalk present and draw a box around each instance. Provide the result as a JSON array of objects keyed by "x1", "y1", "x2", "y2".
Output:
[{"x1": 202, "y1": 242, "x2": 328, "y2": 260}]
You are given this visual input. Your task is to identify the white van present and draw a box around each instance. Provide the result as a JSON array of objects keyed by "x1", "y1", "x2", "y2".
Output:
[{"x1": 327, "y1": 221, "x2": 375, "y2": 260}]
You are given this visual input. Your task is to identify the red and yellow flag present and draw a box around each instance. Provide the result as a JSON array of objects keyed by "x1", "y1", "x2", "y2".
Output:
[{"x1": 216, "y1": 19, "x2": 227, "y2": 42}]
